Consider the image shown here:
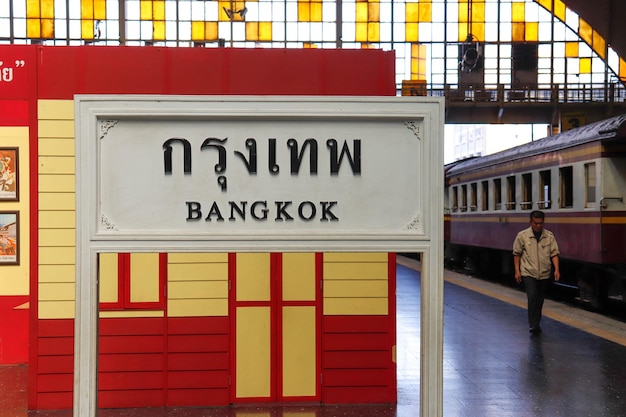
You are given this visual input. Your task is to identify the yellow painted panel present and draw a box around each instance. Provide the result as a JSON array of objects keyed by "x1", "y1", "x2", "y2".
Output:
[
  {"x1": 324, "y1": 280, "x2": 388, "y2": 298},
  {"x1": 39, "y1": 246, "x2": 75, "y2": 265},
  {"x1": 39, "y1": 138, "x2": 75, "y2": 157},
  {"x1": 39, "y1": 174, "x2": 75, "y2": 193},
  {"x1": 236, "y1": 253, "x2": 270, "y2": 302},
  {"x1": 283, "y1": 306, "x2": 316, "y2": 397},
  {"x1": 168, "y1": 280, "x2": 228, "y2": 299},
  {"x1": 283, "y1": 253, "x2": 315, "y2": 301},
  {"x1": 38, "y1": 120, "x2": 74, "y2": 138},
  {"x1": 565, "y1": 41, "x2": 579, "y2": 58},
  {"x1": 236, "y1": 307, "x2": 271, "y2": 398},
  {"x1": 39, "y1": 192, "x2": 75, "y2": 210},
  {"x1": 99, "y1": 253, "x2": 119, "y2": 304},
  {"x1": 324, "y1": 263, "x2": 388, "y2": 280},
  {"x1": 39, "y1": 211, "x2": 75, "y2": 228},
  {"x1": 130, "y1": 253, "x2": 160, "y2": 303},
  {"x1": 38, "y1": 156, "x2": 75, "y2": 174},
  {"x1": 39, "y1": 229, "x2": 75, "y2": 246},
  {"x1": 0, "y1": 126, "x2": 28, "y2": 137},
  {"x1": 38, "y1": 264, "x2": 75, "y2": 283},
  {"x1": 168, "y1": 263, "x2": 228, "y2": 281},
  {"x1": 324, "y1": 252, "x2": 387, "y2": 262},
  {"x1": 39, "y1": 300, "x2": 74, "y2": 319},
  {"x1": 100, "y1": 310, "x2": 164, "y2": 318},
  {"x1": 324, "y1": 297, "x2": 388, "y2": 315},
  {"x1": 38, "y1": 100, "x2": 74, "y2": 119},
  {"x1": 168, "y1": 298, "x2": 228, "y2": 317},
  {"x1": 39, "y1": 282, "x2": 74, "y2": 301},
  {"x1": 169, "y1": 253, "x2": 228, "y2": 263}
]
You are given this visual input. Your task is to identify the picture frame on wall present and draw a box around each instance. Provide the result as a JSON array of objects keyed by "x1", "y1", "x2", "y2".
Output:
[
  {"x1": 0, "y1": 211, "x2": 19, "y2": 265},
  {"x1": 0, "y1": 147, "x2": 19, "y2": 201}
]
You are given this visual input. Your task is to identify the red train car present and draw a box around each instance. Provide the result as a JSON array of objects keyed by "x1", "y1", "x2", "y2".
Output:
[{"x1": 445, "y1": 114, "x2": 626, "y2": 307}]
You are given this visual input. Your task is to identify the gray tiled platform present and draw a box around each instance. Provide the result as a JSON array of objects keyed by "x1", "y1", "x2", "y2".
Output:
[{"x1": 3, "y1": 258, "x2": 626, "y2": 417}]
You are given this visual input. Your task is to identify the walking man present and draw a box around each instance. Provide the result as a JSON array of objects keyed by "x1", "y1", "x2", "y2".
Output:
[{"x1": 513, "y1": 210, "x2": 560, "y2": 335}]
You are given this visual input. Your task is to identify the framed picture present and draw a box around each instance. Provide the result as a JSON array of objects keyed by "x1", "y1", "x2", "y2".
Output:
[
  {"x1": 0, "y1": 211, "x2": 19, "y2": 265},
  {"x1": 0, "y1": 148, "x2": 18, "y2": 201}
]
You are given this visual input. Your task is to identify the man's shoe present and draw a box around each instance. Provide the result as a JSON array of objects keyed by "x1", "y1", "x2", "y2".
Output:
[{"x1": 529, "y1": 326, "x2": 542, "y2": 335}]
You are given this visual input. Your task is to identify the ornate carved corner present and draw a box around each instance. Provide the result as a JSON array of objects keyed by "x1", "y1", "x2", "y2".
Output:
[
  {"x1": 405, "y1": 213, "x2": 422, "y2": 233},
  {"x1": 99, "y1": 120, "x2": 118, "y2": 140},
  {"x1": 100, "y1": 213, "x2": 117, "y2": 231},
  {"x1": 405, "y1": 121, "x2": 422, "y2": 140}
]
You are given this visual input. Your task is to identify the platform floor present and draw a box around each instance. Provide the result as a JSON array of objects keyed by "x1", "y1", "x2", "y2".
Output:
[{"x1": 3, "y1": 256, "x2": 626, "y2": 417}]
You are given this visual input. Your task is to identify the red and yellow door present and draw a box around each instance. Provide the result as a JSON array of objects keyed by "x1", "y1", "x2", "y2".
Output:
[{"x1": 231, "y1": 252, "x2": 320, "y2": 402}]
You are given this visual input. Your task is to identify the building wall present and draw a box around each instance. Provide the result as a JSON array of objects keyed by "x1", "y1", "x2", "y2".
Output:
[{"x1": 3, "y1": 45, "x2": 400, "y2": 410}]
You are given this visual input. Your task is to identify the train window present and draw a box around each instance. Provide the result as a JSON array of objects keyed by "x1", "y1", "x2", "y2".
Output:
[
  {"x1": 585, "y1": 163, "x2": 596, "y2": 207},
  {"x1": 461, "y1": 184, "x2": 468, "y2": 212},
  {"x1": 470, "y1": 183, "x2": 478, "y2": 211},
  {"x1": 506, "y1": 176, "x2": 516, "y2": 210},
  {"x1": 559, "y1": 166, "x2": 574, "y2": 208},
  {"x1": 481, "y1": 180, "x2": 489, "y2": 211},
  {"x1": 539, "y1": 170, "x2": 551, "y2": 209},
  {"x1": 452, "y1": 186, "x2": 458, "y2": 212},
  {"x1": 521, "y1": 173, "x2": 532, "y2": 210},
  {"x1": 494, "y1": 178, "x2": 502, "y2": 210}
]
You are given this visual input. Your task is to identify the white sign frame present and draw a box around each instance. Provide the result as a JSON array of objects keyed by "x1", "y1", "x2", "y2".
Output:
[{"x1": 74, "y1": 95, "x2": 444, "y2": 416}]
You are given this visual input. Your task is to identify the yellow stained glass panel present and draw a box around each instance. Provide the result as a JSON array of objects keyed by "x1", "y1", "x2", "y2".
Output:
[
  {"x1": 565, "y1": 41, "x2": 579, "y2": 58},
  {"x1": 140, "y1": 0, "x2": 153, "y2": 20},
  {"x1": 27, "y1": 19, "x2": 41, "y2": 38},
  {"x1": 620, "y1": 58, "x2": 626, "y2": 82},
  {"x1": 525, "y1": 22, "x2": 538, "y2": 42},
  {"x1": 512, "y1": 22, "x2": 525, "y2": 42},
  {"x1": 81, "y1": 20, "x2": 94, "y2": 39},
  {"x1": 153, "y1": 20, "x2": 165, "y2": 40},
  {"x1": 418, "y1": 2, "x2": 432, "y2": 23},
  {"x1": 356, "y1": 2, "x2": 368, "y2": 23},
  {"x1": 406, "y1": 3, "x2": 419, "y2": 23},
  {"x1": 535, "y1": 0, "x2": 551, "y2": 12},
  {"x1": 310, "y1": 2, "x2": 323, "y2": 22},
  {"x1": 592, "y1": 31, "x2": 606, "y2": 59},
  {"x1": 405, "y1": 22, "x2": 418, "y2": 42},
  {"x1": 368, "y1": 3, "x2": 380, "y2": 22},
  {"x1": 578, "y1": 18, "x2": 592, "y2": 45},
  {"x1": 458, "y1": 0, "x2": 469, "y2": 23},
  {"x1": 579, "y1": 57, "x2": 591, "y2": 74},
  {"x1": 553, "y1": 0, "x2": 566, "y2": 21},
  {"x1": 368, "y1": 22, "x2": 380, "y2": 42},
  {"x1": 512, "y1": 2, "x2": 525, "y2": 23},
  {"x1": 356, "y1": 22, "x2": 368, "y2": 42},
  {"x1": 259, "y1": 22, "x2": 272, "y2": 41},
  {"x1": 246, "y1": 22, "x2": 259, "y2": 41},
  {"x1": 192, "y1": 21, "x2": 218, "y2": 41},
  {"x1": 298, "y1": 3, "x2": 311, "y2": 21}
]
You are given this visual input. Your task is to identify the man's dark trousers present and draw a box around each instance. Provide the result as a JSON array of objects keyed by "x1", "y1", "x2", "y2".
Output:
[{"x1": 523, "y1": 276, "x2": 550, "y2": 329}]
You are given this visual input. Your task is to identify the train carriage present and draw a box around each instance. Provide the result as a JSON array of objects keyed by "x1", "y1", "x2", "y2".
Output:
[{"x1": 445, "y1": 114, "x2": 626, "y2": 307}]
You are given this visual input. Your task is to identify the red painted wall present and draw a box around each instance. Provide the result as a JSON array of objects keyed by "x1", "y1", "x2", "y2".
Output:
[{"x1": 12, "y1": 44, "x2": 396, "y2": 410}]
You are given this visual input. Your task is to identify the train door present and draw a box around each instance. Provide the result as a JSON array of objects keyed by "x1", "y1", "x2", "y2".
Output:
[{"x1": 230, "y1": 252, "x2": 321, "y2": 403}]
